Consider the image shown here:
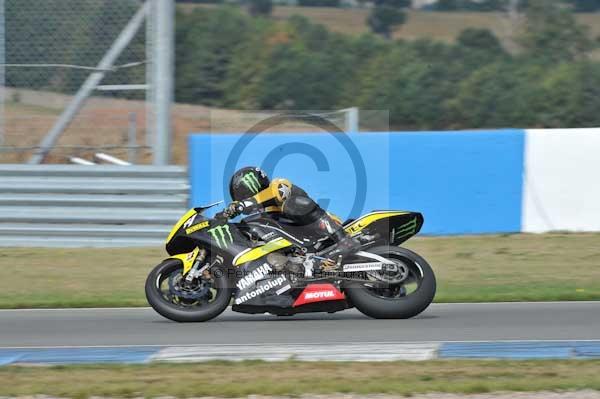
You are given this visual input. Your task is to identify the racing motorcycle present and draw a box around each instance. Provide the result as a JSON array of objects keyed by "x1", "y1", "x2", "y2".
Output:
[{"x1": 145, "y1": 202, "x2": 436, "y2": 322}]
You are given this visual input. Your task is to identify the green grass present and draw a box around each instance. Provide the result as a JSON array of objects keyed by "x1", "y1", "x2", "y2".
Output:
[
  {"x1": 1, "y1": 360, "x2": 599, "y2": 397},
  {"x1": 0, "y1": 233, "x2": 598, "y2": 308},
  {"x1": 404, "y1": 233, "x2": 600, "y2": 303},
  {"x1": 0, "y1": 247, "x2": 162, "y2": 308}
]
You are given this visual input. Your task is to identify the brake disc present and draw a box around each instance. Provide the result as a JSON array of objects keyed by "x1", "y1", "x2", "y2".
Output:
[{"x1": 168, "y1": 270, "x2": 212, "y2": 301}]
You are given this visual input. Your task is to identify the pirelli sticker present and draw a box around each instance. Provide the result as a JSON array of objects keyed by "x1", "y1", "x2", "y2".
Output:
[{"x1": 186, "y1": 220, "x2": 209, "y2": 235}]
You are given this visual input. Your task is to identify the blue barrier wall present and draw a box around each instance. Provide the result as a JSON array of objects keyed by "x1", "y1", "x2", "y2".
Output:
[{"x1": 189, "y1": 130, "x2": 525, "y2": 235}]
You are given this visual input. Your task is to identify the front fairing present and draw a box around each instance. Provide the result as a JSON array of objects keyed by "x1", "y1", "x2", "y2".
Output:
[{"x1": 166, "y1": 208, "x2": 251, "y2": 260}]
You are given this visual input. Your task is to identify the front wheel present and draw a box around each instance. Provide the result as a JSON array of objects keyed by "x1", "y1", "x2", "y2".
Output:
[
  {"x1": 344, "y1": 246, "x2": 436, "y2": 319},
  {"x1": 145, "y1": 259, "x2": 232, "y2": 322}
]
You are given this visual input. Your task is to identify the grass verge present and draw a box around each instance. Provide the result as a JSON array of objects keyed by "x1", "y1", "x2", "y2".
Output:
[
  {"x1": 0, "y1": 233, "x2": 599, "y2": 308},
  {"x1": 1, "y1": 360, "x2": 599, "y2": 398}
]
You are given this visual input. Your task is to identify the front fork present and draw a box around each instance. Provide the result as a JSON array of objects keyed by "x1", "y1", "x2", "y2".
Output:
[{"x1": 168, "y1": 247, "x2": 207, "y2": 277}]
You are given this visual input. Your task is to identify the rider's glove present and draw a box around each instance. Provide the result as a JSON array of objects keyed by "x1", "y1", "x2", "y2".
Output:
[{"x1": 223, "y1": 201, "x2": 244, "y2": 219}]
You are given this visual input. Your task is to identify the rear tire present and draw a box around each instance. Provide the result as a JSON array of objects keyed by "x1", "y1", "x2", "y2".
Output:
[
  {"x1": 344, "y1": 246, "x2": 436, "y2": 319},
  {"x1": 145, "y1": 259, "x2": 232, "y2": 322}
]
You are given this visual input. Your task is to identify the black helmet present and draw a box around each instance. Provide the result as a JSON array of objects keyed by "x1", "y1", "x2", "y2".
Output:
[{"x1": 229, "y1": 166, "x2": 270, "y2": 201}]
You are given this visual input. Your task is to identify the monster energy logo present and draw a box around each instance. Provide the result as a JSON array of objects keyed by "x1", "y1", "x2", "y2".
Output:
[
  {"x1": 208, "y1": 225, "x2": 233, "y2": 249},
  {"x1": 241, "y1": 172, "x2": 261, "y2": 194},
  {"x1": 392, "y1": 218, "x2": 418, "y2": 241}
]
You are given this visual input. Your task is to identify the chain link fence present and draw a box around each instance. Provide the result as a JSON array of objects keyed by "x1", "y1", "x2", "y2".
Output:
[
  {"x1": 0, "y1": 0, "x2": 152, "y2": 164},
  {"x1": 0, "y1": 1, "x2": 370, "y2": 166}
]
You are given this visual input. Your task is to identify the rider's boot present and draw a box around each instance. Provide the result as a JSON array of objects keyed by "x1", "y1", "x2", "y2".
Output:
[{"x1": 314, "y1": 214, "x2": 360, "y2": 272}]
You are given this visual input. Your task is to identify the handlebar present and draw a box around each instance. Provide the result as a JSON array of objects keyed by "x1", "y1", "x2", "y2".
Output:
[{"x1": 214, "y1": 211, "x2": 230, "y2": 221}]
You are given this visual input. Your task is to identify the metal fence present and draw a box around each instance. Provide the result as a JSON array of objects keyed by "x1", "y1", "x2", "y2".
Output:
[
  {"x1": 0, "y1": 0, "x2": 173, "y2": 165},
  {"x1": 0, "y1": 164, "x2": 188, "y2": 247}
]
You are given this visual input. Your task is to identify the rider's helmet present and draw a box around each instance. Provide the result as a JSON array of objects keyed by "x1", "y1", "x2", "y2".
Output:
[{"x1": 229, "y1": 166, "x2": 270, "y2": 201}]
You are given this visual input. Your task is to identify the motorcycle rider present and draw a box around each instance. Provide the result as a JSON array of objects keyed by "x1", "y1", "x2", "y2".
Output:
[{"x1": 222, "y1": 166, "x2": 360, "y2": 270}]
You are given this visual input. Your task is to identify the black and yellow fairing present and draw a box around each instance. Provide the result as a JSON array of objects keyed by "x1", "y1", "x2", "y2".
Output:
[
  {"x1": 228, "y1": 211, "x2": 423, "y2": 267},
  {"x1": 165, "y1": 206, "x2": 252, "y2": 273},
  {"x1": 165, "y1": 207, "x2": 423, "y2": 275},
  {"x1": 344, "y1": 211, "x2": 424, "y2": 245}
]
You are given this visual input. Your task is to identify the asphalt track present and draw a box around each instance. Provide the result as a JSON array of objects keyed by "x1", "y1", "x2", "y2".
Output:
[{"x1": 1, "y1": 302, "x2": 599, "y2": 348}]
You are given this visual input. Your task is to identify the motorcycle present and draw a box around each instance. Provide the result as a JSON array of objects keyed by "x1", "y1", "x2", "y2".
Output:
[{"x1": 145, "y1": 202, "x2": 436, "y2": 322}]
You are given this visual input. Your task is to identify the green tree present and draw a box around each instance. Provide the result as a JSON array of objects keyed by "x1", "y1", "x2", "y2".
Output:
[
  {"x1": 352, "y1": 41, "x2": 462, "y2": 129},
  {"x1": 462, "y1": 0, "x2": 506, "y2": 11},
  {"x1": 224, "y1": 15, "x2": 358, "y2": 110},
  {"x1": 171, "y1": 1, "x2": 600, "y2": 130},
  {"x1": 297, "y1": 0, "x2": 341, "y2": 6},
  {"x1": 452, "y1": 28, "x2": 508, "y2": 74},
  {"x1": 519, "y1": 0, "x2": 594, "y2": 61},
  {"x1": 445, "y1": 60, "x2": 545, "y2": 128},
  {"x1": 457, "y1": 28, "x2": 504, "y2": 55},
  {"x1": 175, "y1": 7, "x2": 254, "y2": 105},
  {"x1": 367, "y1": 0, "x2": 410, "y2": 39},
  {"x1": 566, "y1": 0, "x2": 600, "y2": 12},
  {"x1": 434, "y1": 0, "x2": 459, "y2": 10},
  {"x1": 536, "y1": 62, "x2": 600, "y2": 127},
  {"x1": 247, "y1": 0, "x2": 273, "y2": 16}
]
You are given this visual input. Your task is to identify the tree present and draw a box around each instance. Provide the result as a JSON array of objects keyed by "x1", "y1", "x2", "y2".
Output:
[
  {"x1": 351, "y1": 41, "x2": 471, "y2": 129},
  {"x1": 462, "y1": 0, "x2": 506, "y2": 11},
  {"x1": 433, "y1": 0, "x2": 506, "y2": 11},
  {"x1": 566, "y1": 0, "x2": 600, "y2": 12},
  {"x1": 446, "y1": 61, "x2": 545, "y2": 129},
  {"x1": 457, "y1": 28, "x2": 504, "y2": 54},
  {"x1": 535, "y1": 62, "x2": 600, "y2": 127},
  {"x1": 434, "y1": 0, "x2": 459, "y2": 10},
  {"x1": 297, "y1": 0, "x2": 341, "y2": 6},
  {"x1": 175, "y1": 8, "x2": 254, "y2": 105},
  {"x1": 247, "y1": 0, "x2": 273, "y2": 16},
  {"x1": 367, "y1": 0, "x2": 410, "y2": 39},
  {"x1": 519, "y1": 0, "x2": 594, "y2": 61}
]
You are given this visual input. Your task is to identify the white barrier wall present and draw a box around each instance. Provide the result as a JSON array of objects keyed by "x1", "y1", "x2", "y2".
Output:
[{"x1": 522, "y1": 128, "x2": 600, "y2": 233}]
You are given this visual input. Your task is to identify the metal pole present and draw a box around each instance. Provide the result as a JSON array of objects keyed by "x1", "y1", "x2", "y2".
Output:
[
  {"x1": 344, "y1": 107, "x2": 359, "y2": 133},
  {"x1": 151, "y1": 0, "x2": 174, "y2": 165},
  {"x1": 0, "y1": 0, "x2": 5, "y2": 146},
  {"x1": 28, "y1": 1, "x2": 149, "y2": 164},
  {"x1": 145, "y1": 0, "x2": 154, "y2": 151},
  {"x1": 128, "y1": 112, "x2": 137, "y2": 164},
  {"x1": 69, "y1": 156, "x2": 96, "y2": 166},
  {"x1": 94, "y1": 152, "x2": 132, "y2": 166}
]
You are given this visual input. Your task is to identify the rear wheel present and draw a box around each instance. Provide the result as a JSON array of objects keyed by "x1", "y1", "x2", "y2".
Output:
[
  {"x1": 145, "y1": 259, "x2": 232, "y2": 322},
  {"x1": 344, "y1": 246, "x2": 436, "y2": 319}
]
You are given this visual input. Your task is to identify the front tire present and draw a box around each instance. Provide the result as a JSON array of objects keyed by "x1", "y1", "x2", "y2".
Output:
[
  {"x1": 345, "y1": 246, "x2": 436, "y2": 319},
  {"x1": 145, "y1": 259, "x2": 232, "y2": 322}
]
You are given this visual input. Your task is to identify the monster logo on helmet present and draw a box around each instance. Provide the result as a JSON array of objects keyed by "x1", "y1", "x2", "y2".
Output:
[
  {"x1": 241, "y1": 172, "x2": 262, "y2": 194},
  {"x1": 230, "y1": 167, "x2": 270, "y2": 202}
]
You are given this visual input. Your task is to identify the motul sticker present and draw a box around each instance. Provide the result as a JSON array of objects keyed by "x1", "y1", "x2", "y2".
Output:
[
  {"x1": 293, "y1": 283, "x2": 345, "y2": 307},
  {"x1": 342, "y1": 262, "x2": 383, "y2": 272},
  {"x1": 304, "y1": 291, "x2": 335, "y2": 299}
]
